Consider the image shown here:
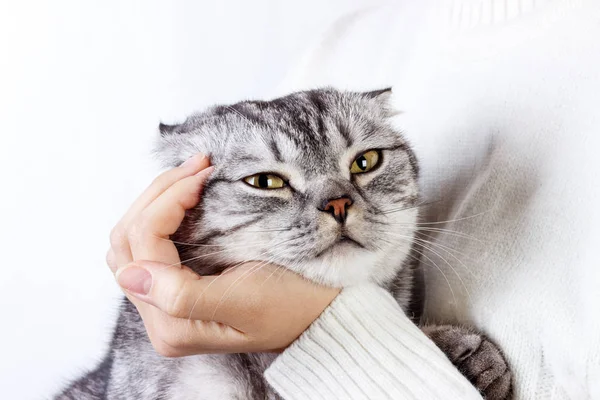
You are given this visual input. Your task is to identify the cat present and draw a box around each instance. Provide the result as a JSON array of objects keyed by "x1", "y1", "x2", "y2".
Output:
[{"x1": 56, "y1": 88, "x2": 511, "y2": 399}]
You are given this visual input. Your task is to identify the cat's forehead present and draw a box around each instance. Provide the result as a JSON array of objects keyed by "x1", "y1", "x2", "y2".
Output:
[
  {"x1": 213, "y1": 91, "x2": 401, "y2": 172},
  {"x1": 155, "y1": 88, "x2": 404, "y2": 174}
]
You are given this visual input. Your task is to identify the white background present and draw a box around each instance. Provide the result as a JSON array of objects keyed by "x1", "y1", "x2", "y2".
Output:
[
  {"x1": 3, "y1": 1, "x2": 600, "y2": 399},
  {"x1": 0, "y1": 1, "x2": 372, "y2": 398}
]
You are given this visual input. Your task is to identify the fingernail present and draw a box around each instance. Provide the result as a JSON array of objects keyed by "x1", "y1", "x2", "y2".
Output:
[
  {"x1": 196, "y1": 165, "x2": 215, "y2": 176},
  {"x1": 116, "y1": 266, "x2": 152, "y2": 295},
  {"x1": 180, "y1": 153, "x2": 205, "y2": 168}
]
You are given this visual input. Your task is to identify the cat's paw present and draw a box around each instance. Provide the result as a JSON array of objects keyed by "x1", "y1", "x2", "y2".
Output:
[{"x1": 422, "y1": 325, "x2": 512, "y2": 400}]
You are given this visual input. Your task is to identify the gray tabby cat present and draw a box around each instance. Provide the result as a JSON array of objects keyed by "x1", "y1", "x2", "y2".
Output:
[{"x1": 56, "y1": 88, "x2": 511, "y2": 399}]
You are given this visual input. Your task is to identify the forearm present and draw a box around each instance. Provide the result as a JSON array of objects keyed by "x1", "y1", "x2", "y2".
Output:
[{"x1": 265, "y1": 284, "x2": 482, "y2": 400}]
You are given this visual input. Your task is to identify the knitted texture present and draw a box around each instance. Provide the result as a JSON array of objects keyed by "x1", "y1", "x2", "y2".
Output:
[{"x1": 265, "y1": 285, "x2": 482, "y2": 400}]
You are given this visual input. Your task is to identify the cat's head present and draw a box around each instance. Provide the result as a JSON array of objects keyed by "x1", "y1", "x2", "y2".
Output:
[{"x1": 155, "y1": 88, "x2": 419, "y2": 287}]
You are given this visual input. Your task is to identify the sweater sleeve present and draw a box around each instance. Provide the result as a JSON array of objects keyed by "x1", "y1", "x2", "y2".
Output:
[{"x1": 264, "y1": 284, "x2": 482, "y2": 400}]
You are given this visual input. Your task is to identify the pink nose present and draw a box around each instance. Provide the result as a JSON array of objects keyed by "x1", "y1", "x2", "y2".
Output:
[{"x1": 320, "y1": 196, "x2": 353, "y2": 224}]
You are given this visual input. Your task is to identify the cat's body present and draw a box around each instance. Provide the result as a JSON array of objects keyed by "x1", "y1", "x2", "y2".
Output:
[
  {"x1": 57, "y1": 88, "x2": 510, "y2": 399},
  {"x1": 60, "y1": 257, "x2": 419, "y2": 400}
]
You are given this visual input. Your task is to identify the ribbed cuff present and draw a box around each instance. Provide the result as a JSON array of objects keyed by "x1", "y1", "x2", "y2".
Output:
[{"x1": 265, "y1": 285, "x2": 482, "y2": 400}]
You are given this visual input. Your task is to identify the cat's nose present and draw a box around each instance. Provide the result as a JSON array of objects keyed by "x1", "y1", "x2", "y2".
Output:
[{"x1": 318, "y1": 195, "x2": 353, "y2": 224}]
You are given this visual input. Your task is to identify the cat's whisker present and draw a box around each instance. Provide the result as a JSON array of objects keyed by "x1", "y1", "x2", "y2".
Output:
[
  {"x1": 150, "y1": 233, "x2": 271, "y2": 248},
  {"x1": 120, "y1": 246, "x2": 261, "y2": 293},
  {"x1": 175, "y1": 238, "x2": 291, "y2": 265},
  {"x1": 274, "y1": 261, "x2": 290, "y2": 284},
  {"x1": 385, "y1": 198, "x2": 432, "y2": 211},
  {"x1": 419, "y1": 232, "x2": 484, "y2": 262},
  {"x1": 379, "y1": 199, "x2": 440, "y2": 215},
  {"x1": 416, "y1": 227, "x2": 482, "y2": 242},
  {"x1": 412, "y1": 236, "x2": 470, "y2": 259},
  {"x1": 231, "y1": 245, "x2": 296, "y2": 291},
  {"x1": 190, "y1": 233, "x2": 304, "y2": 308},
  {"x1": 378, "y1": 237, "x2": 440, "y2": 276},
  {"x1": 406, "y1": 243, "x2": 458, "y2": 307},
  {"x1": 258, "y1": 264, "x2": 284, "y2": 290},
  {"x1": 376, "y1": 233, "x2": 460, "y2": 306},
  {"x1": 209, "y1": 247, "x2": 292, "y2": 320},
  {"x1": 376, "y1": 230, "x2": 475, "y2": 279},
  {"x1": 256, "y1": 252, "x2": 307, "y2": 293},
  {"x1": 415, "y1": 210, "x2": 492, "y2": 226},
  {"x1": 243, "y1": 251, "x2": 294, "y2": 293},
  {"x1": 245, "y1": 228, "x2": 292, "y2": 233},
  {"x1": 121, "y1": 237, "x2": 286, "y2": 294},
  {"x1": 410, "y1": 240, "x2": 473, "y2": 302},
  {"x1": 382, "y1": 224, "x2": 481, "y2": 242},
  {"x1": 184, "y1": 238, "x2": 296, "y2": 324},
  {"x1": 391, "y1": 233, "x2": 473, "y2": 306},
  {"x1": 183, "y1": 258, "x2": 259, "y2": 338},
  {"x1": 389, "y1": 226, "x2": 483, "y2": 243},
  {"x1": 387, "y1": 210, "x2": 492, "y2": 227},
  {"x1": 182, "y1": 243, "x2": 295, "y2": 338},
  {"x1": 417, "y1": 232, "x2": 475, "y2": 259},
  {"x1": 373, "y1": 229, "x2": 465, "y2": 256}
]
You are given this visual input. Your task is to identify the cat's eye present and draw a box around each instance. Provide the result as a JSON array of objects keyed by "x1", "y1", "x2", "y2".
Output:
[
  {"x1": 350, "y1": 150, "x2": 380, "y2": 174},
  {"x1": 243, "y1": 173, "x2": 287, "y2": 189}
]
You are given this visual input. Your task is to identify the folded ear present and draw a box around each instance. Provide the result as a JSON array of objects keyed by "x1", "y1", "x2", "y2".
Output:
[
  {"x1": 362, "y1": 87, "x2": 402, "y2": 117},
  {"x1": 155, "y1": 107, "x2": 231, "y2": 167},
  {"x1": 364, "y1": 87, "x2": 393, "y2": 100},
  {"x1": 158, "y1": 122, "x2": 180, "y2": 136},
  {"x1": 154, "y1": 119, "x2": 204, "y2": 168}
]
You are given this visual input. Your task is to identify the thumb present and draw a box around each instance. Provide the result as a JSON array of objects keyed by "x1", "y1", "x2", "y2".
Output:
[{"x1": 115, "y1": 260, "x2": 237, "y2": 321}]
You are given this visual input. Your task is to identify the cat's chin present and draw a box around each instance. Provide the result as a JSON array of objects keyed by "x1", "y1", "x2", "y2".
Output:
[
  {"x1": 315, "y1": 235, "x2": 365, "y2": 258},
  {"x1": 290, "y1": 244, "x2": 402, "y2": 288}
]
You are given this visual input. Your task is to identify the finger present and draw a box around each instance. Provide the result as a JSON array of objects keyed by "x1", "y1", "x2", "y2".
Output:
[
  {"x1": 115, "y1": 260, "x2": 263, "y2": 322},
  {"x1": 109, "y1": 224, "x2": 134, "y2": 272},
  {"x1": 117, "y1": 264, "x2": 250, "y2": 354},
  {"x1": 109, "y1": 154, "x2": 207, "y2": 268},
  {"x1": 120, "y1": 291, "x2": 199, "y2": 357},
  {"x1": 129, "y1": 166, "x2": 214, "y2": 265},
  {"x1": 108, "y1": 154, "x2": 210, "y2": 271},
  {"x1": 146, "y1": 315, "x2": 249, "y2": 356},
  {"x1": 106, "y1": 248, "x2": 117, "y2": 273},
  {"x1": 123, "y1": 154, "x2": 209, "y2": 224}
]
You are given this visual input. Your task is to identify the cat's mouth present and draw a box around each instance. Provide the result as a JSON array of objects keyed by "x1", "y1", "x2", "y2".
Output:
[
  {"x1": 315, "y1": 233, "x2": 365, "y2": 258},
  {"x1": 337, "y1": 234, "x2": 365, "y2": 249}
]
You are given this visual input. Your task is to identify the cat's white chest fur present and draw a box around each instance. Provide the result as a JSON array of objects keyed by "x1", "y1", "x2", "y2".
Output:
[{"x1": 168, "y1": 354, "x2": 279, "y2": 400}]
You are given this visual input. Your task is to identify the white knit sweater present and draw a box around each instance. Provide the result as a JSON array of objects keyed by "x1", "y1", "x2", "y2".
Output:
[
  {"x1": 265, "y1": 285, "x2": 482, "y2": 400},
  {"x1": 271, "y1": 0, "x2": 600, "y2": 398}
]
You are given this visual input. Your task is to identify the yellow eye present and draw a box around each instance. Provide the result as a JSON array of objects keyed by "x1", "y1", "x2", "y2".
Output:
[
  {"x1": 350, "y1": 150, "x2": 380, "y2": 174},
  {"x1": 243, "y1": 173, "x2": 286, "y2": 189}
]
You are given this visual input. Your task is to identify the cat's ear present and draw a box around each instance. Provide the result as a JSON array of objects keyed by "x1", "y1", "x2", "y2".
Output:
[
  {"x1": 364, "y1": 87, "x2": 393, "y2": 100},
  {"x1": 159, "y1": 122, "x2": 180, "y2": 136},
  {"x1": 155, "y1": 120, "x2": 200, "y2": 167},
  {"x1": 363, "y1": 87, "x2": 402, "y2": 117}
]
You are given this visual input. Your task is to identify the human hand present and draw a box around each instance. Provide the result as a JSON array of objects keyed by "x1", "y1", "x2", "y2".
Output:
[{"x1": 106, "y1": 154, "x2": 340, "y2": 357}]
